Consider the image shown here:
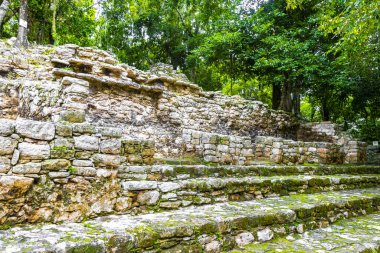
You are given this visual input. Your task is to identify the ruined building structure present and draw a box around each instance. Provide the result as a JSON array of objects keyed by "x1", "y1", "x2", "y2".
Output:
[{"x1": 0, "y1": 40, "x2": 378, "y2": 252}]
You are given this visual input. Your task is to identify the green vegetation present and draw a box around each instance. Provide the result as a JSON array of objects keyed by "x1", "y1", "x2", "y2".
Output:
[{"x1": 0, "y1": 0, "x2": 378, "y2": 140}]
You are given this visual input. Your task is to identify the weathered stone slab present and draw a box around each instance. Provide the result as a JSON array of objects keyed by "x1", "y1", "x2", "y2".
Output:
[
  {"x1": 159, "y1": 182, "x2": 181, "y2": 193},
  {"x1": 137, "y1": 190, "x2": 160, "y2": 205},
  {"x1": 122, "y1": 181, "x2": 158, "y2": 191},
  {"x1": 41, "y1": 159, "x2": 71, "y2": 171},
  {"x1": 12, "y1": 162, "x2": 42, "y2": 174},
  {"x1": 15, "y1": 119, "x2": 55, "y2": 140},
  {"x1": 91, "y1": 154, "x2": 122, "y2": 168},
  {"x1": 0, "y1": 119, "x2": 15, "y2": 136},
  {"x1": 71, "y1": 167, "x2": 97, "y2": 177},
  {"x1": 100, "y1": 139, "x2": 121, "y2": 154},
  {"x1": 0, "y1": 157, "x2": 11, "y2": 173},
  {"x1": 74, "y1": 135, "x2": 99, "y2": 151},
  {"x1": 18, "y1": 142, "x2": 50, "y2": 160},
  {"x1": 0, "y1": 136, "x2": 17, "y2": 155},
  {"x1": 1, "y1": 188, "x2": 380, "y2": 252},
  {"x1": 48, "y1": 172, "x2": 70, "y2": 178}
]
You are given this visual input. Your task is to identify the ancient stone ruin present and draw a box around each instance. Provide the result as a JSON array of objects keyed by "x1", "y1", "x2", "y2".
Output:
[{"x1": 0, "y1": 39, "x2": 379, "y2": 252}]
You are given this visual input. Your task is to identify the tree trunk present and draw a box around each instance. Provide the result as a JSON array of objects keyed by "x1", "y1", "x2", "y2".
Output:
[
  {"x1": 291, "y1": 92, "x2": 301, "y2": 116},
  {"x1": 15, "y1": 0, "x2": 28, "y2": 47},
  {"x1": 51, "y1": 0, "x2": 59, "y2": 44},
  {"x1": 321, "y1": 100, "x2": 330, "y2": 121},
  {"x1": 272, "y1": 84, "x2": 281, "y2": 110},
  {"x1": 279, "y1": 81, "x2": 292, "y2": 112},
  {"x1": 0, "y1": 0, "x2": 10, "y2": 26}
]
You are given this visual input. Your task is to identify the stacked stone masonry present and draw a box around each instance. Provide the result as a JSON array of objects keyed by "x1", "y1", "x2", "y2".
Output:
[
  {"x1": 0, "y1": 118, "x2": 156, "y2": 224},
  {"x1": 254, "y1": 136, "x2": 364, "y2": 164},
  {"x1": 0, "y1": 40, "x2": 378, "y2": 253}
]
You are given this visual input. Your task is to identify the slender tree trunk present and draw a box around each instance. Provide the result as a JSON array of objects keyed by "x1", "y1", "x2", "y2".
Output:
[
  {"x1": 15, "y1": 0, "x2": 28, "y2": 47},
  {"x1": 291, "y1": 92, "x2": 300, "y2": 116},
  {"x1": 321, "y1": 100, "x2": 330, "y2": 121},
  {"x1": 272, "y1": 84, "x2": 281, "y2": 110},
  {"x1": 51, "y1": 0, "x2": 58, "y2": 44},
  {"x1": 0, "y1": 0, "x2": 10, "y2": 26},
  {"x1": 279, "y1": 81, "x2": 292, "y2": 112}
]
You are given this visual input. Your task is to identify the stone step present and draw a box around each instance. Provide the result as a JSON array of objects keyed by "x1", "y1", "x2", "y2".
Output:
[
  {"x1": 1, "y1": 188, "x2": 380, "y2": 252},
  {"x1": 118, "y1": 164, "x2": 380, "y2": 181},
  {"x1": 231, "y1": 212, "x2": 380, "y2": 253},
  {"x1": 122, "y1": 174, "x2": 380, "y2": 210}
]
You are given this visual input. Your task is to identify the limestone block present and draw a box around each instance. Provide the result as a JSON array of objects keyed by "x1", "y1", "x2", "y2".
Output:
[
  {"x1": 96, "y1": 127, "x2": 123, "y2": 138},
  {"x1": 11, "y1": 149, "x2": 20, "y2": 165},
  {"x1": 204, "y1": 150, "x2": 216, "y2": 156},
  {"x1": 115, "y1": 197, "x2": 131, "y2": 211},
  {"x1": 217, "y1": 145, "x2": 229, "y2": 153},
  {"x1": 91, "y1": 154, "x2": 122, "y2": 168},
  {"x1": 19, "y1": 143, "x2": 50, "y2": 160},
  {"x1": 122, "y1": 181, "x2": 157, "y2": 191},
  {"x1": 71, "y1": 167, "x2": 97, "y2": 177},
  {"x1": 257, "y1": 228, "x2": 274, "y2": 242},
  {"x1": 59, "y1": 110, "x2": 86, "y2": 123},
  {"x1": 72, "y1": 160, "x2": 94, "y2": 167},
  {"x1": 0, "y1": 176, "x2": 34, "y2": 200},
  {"x1": 74, "y1": 135, "x2": 99, "y2": 151},
  {"x1": 62, "y1": 77, "x2": 90, "y2": 96},
  {"x1": 241, "y1": 148, "x2": 253, "y2": 156},
  {"x1": 137, "y1": 190, "x2": 160, "y2": 205},
  {"x1": 204, "y1": 241, "x2": 221, "y2": 253},
  {"x1": 41, "y1": 159, "x2": 70, "y2": 171},
  {"x1": 159, "y1": 182, "x2": 181, "y2": 193},
  {"x1": 12, "y1": 162, "x2": 41, "y2": 174},
  {"x1": 96, "y1": 169, "x2": 114, "y2": 178},
  {"x1": 100, "y1": 139, "x2": 121, "y2": 154},
  {"x1": 48, "y1": 172, "x2": 70, "y2": 178},
  {"x1": 0, "y1": 136, "x2": 18, "y2": 155},
  {"x1": 204, "y1": 156, "x2": 218, "y2": 163},
  {"x1": 72, "y1": 123, "x2": 95, "y2": 134},
  {"x1": 56, "y1": 122, "x2": 73, "y2": 137},
  {"x1": 55, "y1": 47, "x2": 76, "y2": 58},
  {"x1": 127, "y1": 154, "x2": 143, "y2": 164},
  {"x1": 204, "y1": 144, "x2": 216, "y2": 150},
  {"x1": 159, "y1": 201, "x2": 181, "y2": 209},
  {"x1": 162, "y1": 193, "x2": 177, "y2": 200},
  {"x1": 0, "y1": 157, "x2": 11, "y2": 173},
  {"x1": 16, "y1": 119, "x2": 55, "y2": 141},
  {"x1": 0, "y1": 119, "x2": 15, "y2": 136},
  {"x1": 235, "y1": 232, "x2": 255, "y2": 247}
]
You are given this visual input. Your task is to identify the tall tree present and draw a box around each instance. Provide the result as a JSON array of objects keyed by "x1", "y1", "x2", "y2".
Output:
[
  {"x1": 15, "y1": 0, "x2": 28, "y2": 47},
  {"x1": 51, "y1": 0, "x2": 58, "y2": 43},
  {"x1": 0, "y1": 0, "x2": 10, "y2": 26}
]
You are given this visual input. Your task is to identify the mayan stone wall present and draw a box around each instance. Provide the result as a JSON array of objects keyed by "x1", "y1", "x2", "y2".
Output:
[
  {"x1": 0, "y1": 41, "x2": 301, "y2": 159},
  {"x1": 0, "y1": 40, "x2": 371, "y2": 227},
  {"x1": 0, "y1": 118, "x2": 158, "y2": 225}
]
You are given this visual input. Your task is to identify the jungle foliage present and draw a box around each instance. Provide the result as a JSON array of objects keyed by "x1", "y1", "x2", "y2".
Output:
[{"x1": 0, "y1": 0, "x2": 379, "y2": 141}]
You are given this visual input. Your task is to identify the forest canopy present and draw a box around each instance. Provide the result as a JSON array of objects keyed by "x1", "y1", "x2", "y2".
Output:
[{"x1": 0, "y1": 0, "x2": 379, "y2": 141}]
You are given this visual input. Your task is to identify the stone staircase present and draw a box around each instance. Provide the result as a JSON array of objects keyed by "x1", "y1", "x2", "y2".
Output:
[{"x1": 1, "y1": 163, "x2": 380, "y2": 252}]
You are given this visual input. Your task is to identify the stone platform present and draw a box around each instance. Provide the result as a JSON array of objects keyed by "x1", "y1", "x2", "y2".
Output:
[{"x1": 0, "y1": 187, "x2": 379, "y2": 252}]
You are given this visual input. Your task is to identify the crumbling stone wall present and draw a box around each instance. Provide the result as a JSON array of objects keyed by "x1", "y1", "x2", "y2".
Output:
[
  {"x1": 255, "y1": 136, "x2": 366, "y2": 164},
  {"x1": 183, "y1": 129, "x2": 254, "y2": 165},
  {"x1": 0, "y1": 118, "x2": 154, "y2": 225},
  {"x1": 255, "y1": 136, "x2": 343, "y2": 164},
  {"x1": 0, "y1": 40, "x2": 371, "y2": 227},
  {"x1": 0, "y1": 41, "x2": 299, "y2": 158},
  {"x1": 297, "y1": 122, "x2": 339, "y2": 143}
]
